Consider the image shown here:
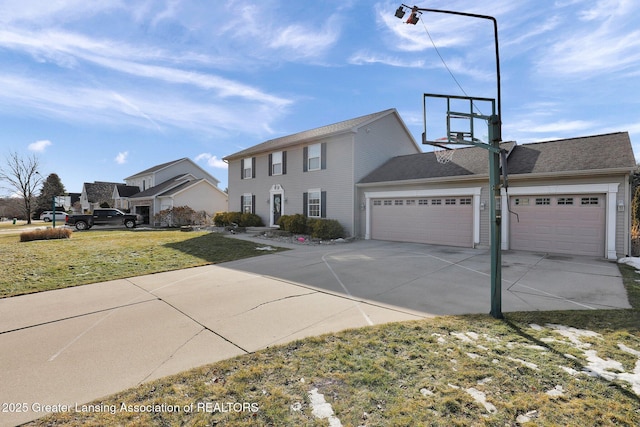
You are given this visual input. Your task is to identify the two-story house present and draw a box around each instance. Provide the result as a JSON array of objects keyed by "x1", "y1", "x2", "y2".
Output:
[
  {"x1": 226, "y1": 109, "x2": 635, "y2": 260},
  {"x1": 123, "y1": 158, "x2": 228, "y2": 225},
  {"x1": 223, "y1": 109, "x2": 421, "y2": 236}
]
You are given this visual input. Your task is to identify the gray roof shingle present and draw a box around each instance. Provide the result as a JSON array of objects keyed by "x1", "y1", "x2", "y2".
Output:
[
  {"x1": 223, "y1": 109, "x2": 399, "y2": 161},
  {"x1": 359, "y1": 132, "x2": 634, "y2": 184}
]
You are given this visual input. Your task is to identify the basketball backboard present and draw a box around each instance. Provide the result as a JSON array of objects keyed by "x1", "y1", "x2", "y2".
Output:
[{"x1": 422, "y1": 93, "x2": 496, "y2": 149}]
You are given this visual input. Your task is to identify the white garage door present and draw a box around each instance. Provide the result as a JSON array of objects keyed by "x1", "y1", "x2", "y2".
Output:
[
  {"x1": 371, "y1": 197, "x2": 473, "y2": 247},
  {"x1": 509, "y1": 195, "x2": 605, "y2": 256}
]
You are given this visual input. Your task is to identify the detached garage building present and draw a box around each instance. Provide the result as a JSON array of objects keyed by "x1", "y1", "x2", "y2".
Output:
[{"x1": 357, "y1": 132, "x2": 636, "y2": 260}]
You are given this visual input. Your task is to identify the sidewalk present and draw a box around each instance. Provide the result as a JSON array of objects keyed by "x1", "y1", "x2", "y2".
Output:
[{"x1": 0, "y1": 265, "x2": 427, "y2": 426}]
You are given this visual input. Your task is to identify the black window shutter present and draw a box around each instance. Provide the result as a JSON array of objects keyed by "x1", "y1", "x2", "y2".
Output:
[
  {"x1": 321, "y1": 143, "x2": 327, "y2": 170},
  {"x1": 240, "y1": 159, "x2": 244, "y2": 180},
  {"x1": 321, "y1": 191, "x2": 327, "y2": 218},
  {"x1": 252, "y1": 195, "x2": 256, "y2": 214},
  {"x1": 282, "y1": 151, "x2": 287, "y2": 175},
  {"x1": 240, "y1": 195, "x2": 243, "y2": 212},
  {"x1": 303, "y1": 192, "x2": 308, "y2": 216},
  {"x1": 251, "y1": 157, "x2": 256, "y2": 178},
  {"x1": 268, "y1": 154, "x2": 272, "y2": 176},
  {"x1": 303, "y1": 147, "x2": 308, "y2": 172}
]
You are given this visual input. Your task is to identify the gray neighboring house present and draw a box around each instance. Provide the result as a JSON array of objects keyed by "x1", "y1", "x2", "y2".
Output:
[
  {"x1": 223, "y1": 109, "x2": 421, "y2": 236},
  {"x1": 358, "y1": 132, "x2": 636, "y2": 260},
  {"x1": 80, "y1": 181, "x2": 123, "y2": 212},
  {"x1": 124, "y1": 158, "x2": 228, "y2": 225}
]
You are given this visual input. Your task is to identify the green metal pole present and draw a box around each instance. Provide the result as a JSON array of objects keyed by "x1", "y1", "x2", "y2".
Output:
[{"x1": 489, "y1": 114, "x2": 502, "y2": 319}]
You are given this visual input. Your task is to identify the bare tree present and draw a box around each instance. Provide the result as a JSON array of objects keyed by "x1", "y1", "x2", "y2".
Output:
[{"x1": 0, "y1": 152, "x2": 43, "y2": 224}]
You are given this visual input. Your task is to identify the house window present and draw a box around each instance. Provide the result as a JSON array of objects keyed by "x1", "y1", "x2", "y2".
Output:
[
  {"x1": 514, "y1": 198, "x2": 529, "y2": 206},
  {"x1": 308, "y1": 190, "x2": 321, "y2": 217},
  {"x1": 431, "y1": 199, "x2": 442, "y2": 205},
  {"x1": 242, "y1": 194, "x2": 253, "y2": 214},
  {"x1": 394, "y1": 199, "x2": 403, "y2": 206},
  {"x1": 242, "y1": 158, "x2": 255, "y2": 179},
  {"x1": 558, "y1": 197, "x2": 574, "y2": 205},
  {"x1": 581, "y1": 197, "x2": 599, "y2": 206},
  {"x1": 535, "y1": 197, "x2": 551, "y2": 205},
  {"x1": 307, "y1": 144, "x2": 321, "y2": 171},
  {"x1": 270, "y1": 151, "x2": 286, "y2": 176},
  {"x1": 445, "y1": 199, "x2": 456, "y2": 205},
  {"x1": 460, "y1": 198, "x2": 472, "y2": 205}
]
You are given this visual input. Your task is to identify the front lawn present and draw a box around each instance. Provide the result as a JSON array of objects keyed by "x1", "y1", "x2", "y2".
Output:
[
  {"x1": 0, "y1": 229, "x2": 287, "y2": 298},
  {"x1": 25, "y1": 261, "x2": 640, "y2": 426}
]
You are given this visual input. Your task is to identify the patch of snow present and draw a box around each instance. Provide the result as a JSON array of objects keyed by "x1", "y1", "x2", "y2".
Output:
[
  {"x1": 448, "y1": 383, "x2": 460, "y2": 389},
  {"x1": 507, "y1": 357, "x2": 539, "y2": 370},
  {"x1": 466, "y1": 352, "x2": 481, "y2": 359},
  {"x1": 618, "y1": 257, "x2": 640, "y2": 270},
  {"x1": 308, "y1": 388, "x2": 343, "y2": 427},
  {"x1": 466, "y1": 332, "x2": 479, "y2": 340},
  {"x1": 477, "y1": 377, "x2": 492, "y2": 385},
  {"x1": 451, "y1": 332, "x2": 474, "y2": 343},
  {"x1": 517, "y1": 410, "x2": 539, "y2": 423},
  {"x1": 255, "y1": 246, "x2": 275, "y2": 251},
  {"x1": 546, "y1": 385, "x2": 565, "y2": 397},
  {"x1": 420, "y1": 388, "x2": 434, "y2": 397},
  {"x1": 529, "y1": 323, "x2": 543, "y2": 331},
  {"x1": 548, "y1": 324, "x2": 601, "y2": 348},
  {"x1": 560, "y1": 366, "x2": 580, "y2": 376},
  {"x1": 619, "y1": 343, "x2": 640, "y2": 357},
  {"x1": 290, "y1": 402, "x2": 302, "y2": 412},
  {"x1": 525, "y1": 344, "x2": 548, "y2": 351},
  {"x1": 477, "y1": 344, "x2": 489, "y2": 351},
  {"x1": 465, "y1": 387, "x2": 497, "y2": 414}
]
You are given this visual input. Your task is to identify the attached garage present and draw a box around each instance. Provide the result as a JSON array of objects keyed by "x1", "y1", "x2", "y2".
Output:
[{"x1": 509, "y1": 194, "x2": 605, "y2": 256}]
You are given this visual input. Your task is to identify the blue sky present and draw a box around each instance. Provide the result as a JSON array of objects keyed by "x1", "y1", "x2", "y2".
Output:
[{"x1": 1, "y1": 0, "x2": 639, "y2": 194}]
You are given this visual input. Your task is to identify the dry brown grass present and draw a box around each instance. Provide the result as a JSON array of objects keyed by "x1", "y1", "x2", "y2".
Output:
[{"x1": 19, "y1": 227, "x2": 73, "y2": 242}]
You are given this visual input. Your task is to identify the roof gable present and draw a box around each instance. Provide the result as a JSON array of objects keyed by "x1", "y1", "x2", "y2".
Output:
[
  {"x1": 224, "y1": 109, "x2": 405, "y2": 160},
  {"x1": 125, "y1": 158, "x2": 188, "y2": 180}
]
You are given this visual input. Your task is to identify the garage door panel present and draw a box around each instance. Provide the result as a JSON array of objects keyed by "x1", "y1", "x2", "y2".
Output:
[
  {"x1": 371, "y1": 198, "x2": 473, "y2": 247},
  {"x1": 510, "y1": 195, "x2": 604, "y2": 256}
]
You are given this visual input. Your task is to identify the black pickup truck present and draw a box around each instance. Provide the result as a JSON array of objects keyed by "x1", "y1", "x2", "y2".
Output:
[{"x1": 66, "y1": 208, "x2": 143, "y2": 230}]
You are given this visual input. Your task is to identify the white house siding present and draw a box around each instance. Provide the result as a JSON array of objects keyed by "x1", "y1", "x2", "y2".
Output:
[{"x1": 163, "y1": 181, "x2": 228, "y2": 214}]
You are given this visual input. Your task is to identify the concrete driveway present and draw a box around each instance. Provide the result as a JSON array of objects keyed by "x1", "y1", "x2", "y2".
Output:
[
  {"x1": 223, "y1": 237, "x2": 631, "y2": 315},
  {"x1": 0, "y1": 237, "x2": 629, "y2": 426}
]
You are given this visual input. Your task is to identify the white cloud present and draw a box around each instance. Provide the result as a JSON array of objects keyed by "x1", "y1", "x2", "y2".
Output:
[
  {"x1": 28, "y1": 139, "x2": 51, "y2": 152},
  {"x1": 115, "y1": 151, "x2": 128, "y2": 164},
  {"x1": 196, "y1": 153, "x2": 227, "y2": 169}
]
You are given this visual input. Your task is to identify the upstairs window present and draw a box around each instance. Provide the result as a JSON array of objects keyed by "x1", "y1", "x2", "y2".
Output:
[
  {"x1": 269, "y1": 151, "x2": 286, "y2": 176},
  {"x1": 304, "y1": 143, "x2": 326, "y2": 172},
  {"x1": 242, "y1": 157, "x2": 255, "y2": 179}
]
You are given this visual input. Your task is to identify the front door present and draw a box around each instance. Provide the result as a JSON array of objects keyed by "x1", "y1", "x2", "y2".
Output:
[{"x1": 272, "y1": 193, "x2": 282, "y2": 226}]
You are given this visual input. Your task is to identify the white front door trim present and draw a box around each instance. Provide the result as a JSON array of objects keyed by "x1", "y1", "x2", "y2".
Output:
[
  {"x1": 269, "y1": 184, "x2": 284, "y2": 227},
  {"x1": 364, "y1": 187, "x2": 482, "y2": 246},
  {"x1": 501, "y1": 183, "x2": 619, "y2": 259}
]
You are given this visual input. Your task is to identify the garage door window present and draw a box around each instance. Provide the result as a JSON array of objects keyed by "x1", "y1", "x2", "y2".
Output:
[
  {"x1": 514, "y1": 198, "x2": 529, "y2": 206},
  {"x1": 394, "y1": 200, "x2": 403, "y2": 206},
  {"x1": 535, "y1": 197, "x2": 551, "y2": 205},
  {"x1": 581, "y1": 197, "x2": 599, "y2": 206},
  {"x1": 460, "y1": 198, "x2": 472, "y2": 205},
  {"x1": 406, "y1": 199, "x2": 416, "y2": 206},
  {"x1": 373, "y1": 200, "x2": 381, "y2": 206},
  {"x1": 445, "y1": 199, "x2": 456, "y2": 205},
  {"x1": 383, "y1": 200, "x2": 392, "y2": 206},
  {"x1": 557, "y1": 197, "x2": 574, "y2": 205},
  {"x1": 418, "y1": 199, "x2": 429, "y2": 205},
  {"x1": 431, "y1": 199, "x2": 442, "y2": 205}
]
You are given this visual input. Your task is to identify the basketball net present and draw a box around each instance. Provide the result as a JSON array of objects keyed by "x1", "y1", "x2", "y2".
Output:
[{"x1": 433, "y1": 139, "x2": 455, "y2": 164}]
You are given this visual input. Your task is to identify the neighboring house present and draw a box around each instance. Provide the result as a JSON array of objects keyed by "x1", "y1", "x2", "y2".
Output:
[
  {"x1": 113, "y1": 185, "x2": 141, "y2": 211},
  {"x1": 80, "y1": 181, "x2": 122, "y2": 212},
  {"x1": 357, "y1": 132, "x2": 636, "y2": 260},
  {"x1": 223, "y1": 109, "x2": 422, "y2": 235},
  {"x1": 124, "y1": 158, "x2": 228, "y2": 224}
]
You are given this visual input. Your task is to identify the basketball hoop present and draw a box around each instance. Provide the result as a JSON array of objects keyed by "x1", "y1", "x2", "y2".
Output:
[{"x1": 433, "y1": 138, "x2": 455, "y2": 164}]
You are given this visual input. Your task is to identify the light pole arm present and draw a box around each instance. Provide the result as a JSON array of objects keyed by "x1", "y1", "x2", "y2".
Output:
[{"x1": 400, "y1": 5, "x2": 501, "y2": 128}]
